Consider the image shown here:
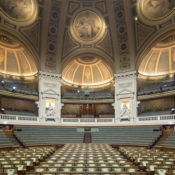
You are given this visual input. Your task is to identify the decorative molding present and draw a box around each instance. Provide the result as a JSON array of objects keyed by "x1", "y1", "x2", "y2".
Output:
[
  {"x1": 68, "y1": 1, "x2": 80, "y2": 15},
  {"x1": 39, "y1": 71, "x2": 61, "y2": 82},
  {"x1": 113, "y1": 0, "x2": 130, "y2": 70},
  {"x1": 95, "y1": 1, "x2": 107, "y2": 14},
  {"x1": 20, "y1": 21, "x2": 41, "y2": 53},
  {"x1": 135, "y1": 21, "x2": 156, "y2": 51},
  {"x1": 45, "y1": 0, "x2": 62, "y2": 71},
  {"x1": 62, "y1": 29, "x2": 80, "y2": 59},
  {"x1": 96, "y1": 30, "x2": 113, "y2": 58}
]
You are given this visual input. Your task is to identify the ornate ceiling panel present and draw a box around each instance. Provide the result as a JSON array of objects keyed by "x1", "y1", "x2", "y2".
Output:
[
  {"x1": 62, "y1": 55, "x2": 113, "y2": 88},
  {"x1": 0, "y1": 31, "x2": 38, "y2": 77},
  {"x1": 139, "y1": 35, "x2": 175, "y2": 77}
]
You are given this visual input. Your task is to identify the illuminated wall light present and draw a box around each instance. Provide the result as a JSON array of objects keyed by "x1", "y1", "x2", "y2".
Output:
[{"x1": 12, "y1": 86, "x2": 16, "y2": 91}]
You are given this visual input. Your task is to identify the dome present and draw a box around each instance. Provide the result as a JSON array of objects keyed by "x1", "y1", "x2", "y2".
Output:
[
  {"x1": 62, "y1": 55, "x2": 113, "y2": 88},
  {"x1": 0, "y1": 33, "x2": 38, "y2": 77},
  {"x1": 138, "y1": 36, "x2": 175, "y2": 77}
]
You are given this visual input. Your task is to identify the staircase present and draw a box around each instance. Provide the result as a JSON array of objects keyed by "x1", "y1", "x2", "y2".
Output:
[
  {"x1": 8, "y1": 134, "x2": 25, "y2": 148},
  {"x1": 83, "y1": 132, "x2": 92, "y2": 143},
  {"x1": 149, "y1": 132, "x2": 162, "y2": 149}
]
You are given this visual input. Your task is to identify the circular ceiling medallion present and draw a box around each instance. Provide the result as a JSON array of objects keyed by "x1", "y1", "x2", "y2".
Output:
[
  {"x1": 137, "y1": 0, "x2": 175, "y2": 25},
  {"x1": 0, "y1": 0, "x2": 38, "y2": 26},
  {"x1": 70, "y1": 10, "x2": 106, "y2": 43}
]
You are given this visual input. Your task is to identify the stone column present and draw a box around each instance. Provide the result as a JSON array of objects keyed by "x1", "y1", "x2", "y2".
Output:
[
  {"x1": 114, "y1": 71, "x2": 138, "y2": 123},
  {"x1": 37, "y1": 71, "x2": 62, "y2": 123}
]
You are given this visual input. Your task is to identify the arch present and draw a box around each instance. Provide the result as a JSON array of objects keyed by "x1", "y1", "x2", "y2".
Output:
[
  {"x1": 61, "y1": 48, "x2": 114, "y2": 72},
  {"x1": 61, "y1": 52, "x2": 114, "y2": 88},
  {"x1": 0, "y1": 29, "x2": 38, "y2": 77},
  {"x1": 136, "y1": 27, "x2": 175, "y2": 73}
]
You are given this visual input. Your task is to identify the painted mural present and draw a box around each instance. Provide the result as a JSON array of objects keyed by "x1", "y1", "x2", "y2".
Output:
[
  {"x1": 0, "y1": 0, "x2": 34, "y2": 20},
  {"x1": 142, "y1": 0, "x2": 175, "y2": 19},
  {"x1": 73, "y1": 11, "x2": 102, "y2": 40}
]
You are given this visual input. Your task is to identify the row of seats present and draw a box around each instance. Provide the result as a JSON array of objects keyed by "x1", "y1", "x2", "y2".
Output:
[
  {"x1": 26, "y1": 143, "x2": 146, "y2": 175},
  {"x1": 0, "y1": 80, "x2": 38, "y2": 96},
  {"x1": 14, "y1": 127, "x2": 84, "y2": 146},
  {"x1": 63, "y1": 92, "x2": 113, "y2": 100},
  {"x1": 0, "y1": 146, "x2": 55, "y2": 175},
  {"x1": 4, "y1": 110, "x2": 37, "y2": 117},
  {"x1": 119, "y1": 146, "x2": 175, "y2": 175},
  {"x1": 138, "y1": 80, "x2": 175, "y2": 96},
  {"x1": 157, "y1": 132, "x2": 175, "y2": 148},
  {"x1": 0, "y1": 130, "x2": 15, "y2": 148},
  {"x1": 91, "y1": 127, "x2": 161, "y2": 146}
]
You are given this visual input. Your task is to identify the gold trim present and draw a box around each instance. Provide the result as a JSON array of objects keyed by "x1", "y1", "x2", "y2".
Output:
[{"x1": 14, "y1": 51, "x2": 21, "y2": 75}]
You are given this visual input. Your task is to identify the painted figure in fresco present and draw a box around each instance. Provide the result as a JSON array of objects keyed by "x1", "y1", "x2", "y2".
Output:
[
  {"x1": 0, "y1": 0, "x2": 33, "y2": 20},
  {"x1": 143, "y1": 0, "x2": 175, "y2": 18},
  {"x1": 75, "y1": 12, "x2": 100, "y2": 39}
]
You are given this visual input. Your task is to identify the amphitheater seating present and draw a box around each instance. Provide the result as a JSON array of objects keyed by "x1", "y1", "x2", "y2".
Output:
[
  {"x1": 91, "y1": 127, "x2": 161, "y2": 146},
  {"x1": 26, "y1": 143, "x2": 146, "y2": 175},
  {"x1": 157, "y1": 132, "x2": 175, "y2": 148},
  {"x1": 119, "y1": 146, "x2": 175, "y2": 175},
  {"x1": 0, "y1": 146, "x2": 55, "y2": 175},
  {"x1": 14, "y1": 127, "x2": 84, "y2": 146},
  {"x1": 0, "y1": 130, "x2": 14, "y2": 148}
]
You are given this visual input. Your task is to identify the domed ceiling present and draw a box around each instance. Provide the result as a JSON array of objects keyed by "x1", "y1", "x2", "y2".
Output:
[
  {"x1": 0, "y1": 33, "x2": 38, "y2": 77},
  {"x1": 139, "y1": 36, "x2": 175, "y2": 77},
  {"x1": 62, "y1": 55, "x2": 113, "y2": 88}
]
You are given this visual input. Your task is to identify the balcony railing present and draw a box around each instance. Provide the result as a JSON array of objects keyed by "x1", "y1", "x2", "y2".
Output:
[{"x1": 0, "y1": 114, "x2": 175, "y2": 126}]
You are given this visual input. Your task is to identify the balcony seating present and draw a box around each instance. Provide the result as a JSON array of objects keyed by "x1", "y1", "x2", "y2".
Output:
[
  {"x1": 26, "y1": 143, "x2": 146, "y2": 175},
  {"x1": 0, "y1": 79, "x2": 38, "y2": 96},
  {"x1": 99, "y1": 114, "x2": 114, "y2": 118},
  {"x1": 14, "y1": 127, "x2": 84, "y2": 146},
  {"x1": 91, "y1": 127, "x2": 161, "y2": 146},
  {"x1": 138, "y1": 80, "x2": 175, "y2": 96},
  {"x1": 0, "y1": 130, "x2": 14, "y2": 148},
  {"x1": 63, "y1": 91, "x2": 113, "y2": 100},
  {"x1": 4, "y1": 110, "x2": 37, "y2": 117},
  {"x1": 119, "y1": 146, "x2": 175, "y2": 175},
  {"x1": 139, "y1": 110, "x2": 170, "y2": 117}
]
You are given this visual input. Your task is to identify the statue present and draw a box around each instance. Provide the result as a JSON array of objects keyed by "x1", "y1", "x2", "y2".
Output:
[
  {"x1": 45, "y1": 103, "x2": 55, "y2": 117},
  {"x1": 120, "y1": 104, "x2": 131, "y2": 120}
]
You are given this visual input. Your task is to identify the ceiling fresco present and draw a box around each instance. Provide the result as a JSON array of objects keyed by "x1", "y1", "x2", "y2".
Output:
[
  {"x1": 0, "y1": 0, "x2": 38, "y2": 25},
  {"x1": 137, "y1": 0, "x2": 175, "y2": 25},
  {"x1": 70, "y1": 10, "x2": 106, "y2": 44}
]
